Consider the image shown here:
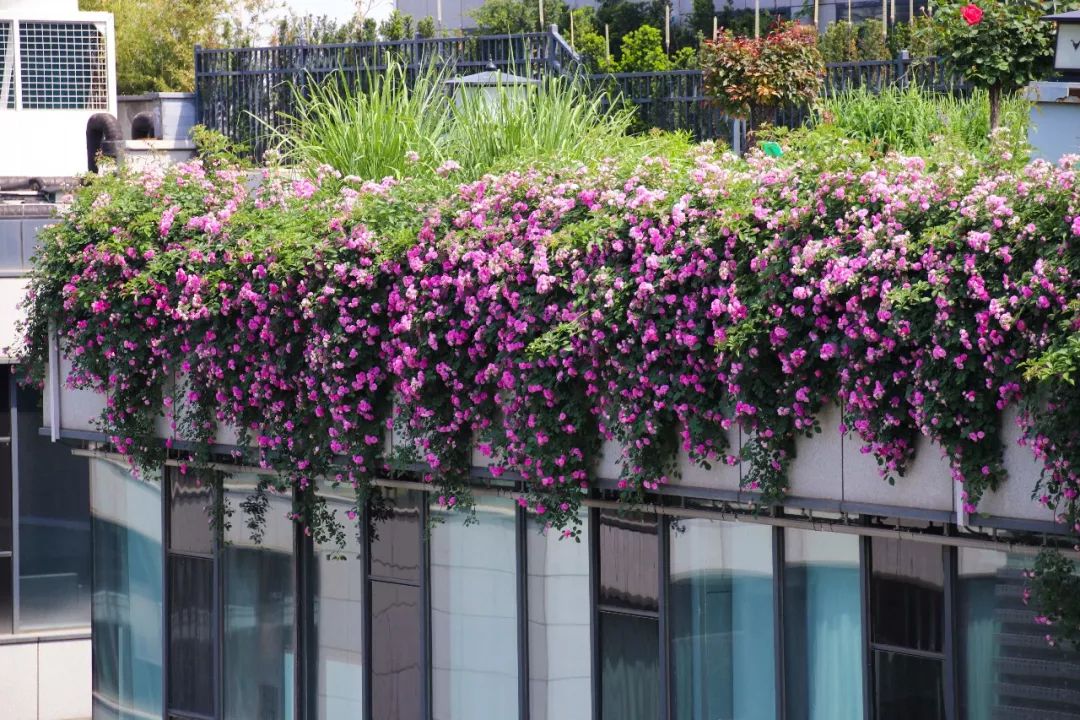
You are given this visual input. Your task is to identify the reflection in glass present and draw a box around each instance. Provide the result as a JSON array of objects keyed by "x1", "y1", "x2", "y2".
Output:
[
  {"x1": 528, "y1": 512, "x2": 592, "y2": 720},
  {"x1": 670, "y1": 518, "x2": 775, "y2": 720},
  {"x1": 870, "y1": 538, "x2": 943, "y2": 652},
  {"x1": 872, "y1": 650, "x2": 944, "y2": 720},
  {"x1": 169, "y1": 472, "x2": 214, "y2": 556},
  {"x1": 371, "y1": 582, "x2": 422, "y2": 720},
  {"x1": 168, "y1": 554, "x2": 214, "y2": 718},
  {"x1": 17, "y1": 384, "x2": 91, "y2": 630},
  {"x1": 784, "y1": 530, "x2": 863, "y2": 720},
  {"x1": 430, "y1": 497, "x2": 518, "y2": 720},
  {"x1": 0, "y1": 555, "x2": 11, "y2": 635},
  {"x1": 598, "y1": 510, "x2": 660, "y2": 720},
  {"x1": 309, "y1": 490, "x2": 364, "y2": 720},
  {"x1": 959, "y1": 548, "x2": 1080, "y2": 720},
  {"x1": 599, "y1": 511, "x2": 658, "y2": 612},
  {"x1": 370, "y1": 489, "x2": 421, "y2": 583},
  {"x1": 601, "y1": 611, "x2": 659, "y2": 719},
  {"x1": 90, "y1": 458, "x2": 163, "y2": 720},
  {"x1": 224, "y1": 486, "x2": 295, "y2": 720}
]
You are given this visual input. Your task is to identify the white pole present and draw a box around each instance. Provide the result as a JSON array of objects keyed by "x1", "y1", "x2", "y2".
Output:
[
  {"x1": 665, "y1": 4, "x2": 671, "y2": 53},
  {"x1": 814, "y1": 0, "x2": 819, "y2": 27},
  {"x1": 437, "y1": 0, "x2": 443, "y2": 29},
  {"x1": 713, "y1": 15, "x2": 718, "y2": 39},
  {"x1": 882, "y1": 0, "x2": 888, "y2": 38},
  {"x1": 539, "y1": 0, "x2": 545, "y2": 30},
  {"x1": 605, "y1": 23, "x2": 610, "y2": 63},
  {"x1": 570, "y1": 9, "x2": 575, "y2": 47},
  {"x1": 755, "y1": 0, "x2": 760, "y2": 38}
]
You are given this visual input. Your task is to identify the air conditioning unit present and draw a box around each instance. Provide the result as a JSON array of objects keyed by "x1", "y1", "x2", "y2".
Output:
[{"x1": 0, "y1": 0, "x2": 116, "y2": 186}]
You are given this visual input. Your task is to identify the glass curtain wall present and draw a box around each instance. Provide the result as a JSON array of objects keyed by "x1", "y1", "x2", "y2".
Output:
[
  {"x1": 308, "y1": 488, "x2": 365, "y2": 720},
  {"x1": 430, "y1": 495, "x2": 519, "y2": 720},
  {"x1": 959, "y1": 548, "x2": 1080, "y2": 719},
  {"x1": 869, "y1": 538, "x2": 946, "y2": 720},
  {"x1": 669, "y1": 518, "x2": 775, "y2": 720},
  {"x1": 783, "y1": 529, "x2": 863, "y2": 720},
  {"x1": 369, "y1": 488, "x2": 425, "y2": 720},
  {"x1": 527, "y1": 511, "x2": 592, "y2": 720},
  {"x1": 0, "y1": 368, "x2": 11, "y2": 635},
  {"x1": 90, "y1": 457, "x2": 163, "y2": 720},
  {"x1": 167, "y1": 470, "x2": 216, "y2": 719},
  {"x1": 223, "y1": 477, "x2": 295, "y2": 720},
  {"x1": 16, "y1": 382, "x2": 91, "y2": 630},
  {"x1": 597, "y1": 510, "x2": 660, "y2": 720}
]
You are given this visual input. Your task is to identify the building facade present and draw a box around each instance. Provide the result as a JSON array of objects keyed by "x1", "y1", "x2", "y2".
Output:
[{"x1": 68, "y1": 433, "x2": 1080, "y2": 720}]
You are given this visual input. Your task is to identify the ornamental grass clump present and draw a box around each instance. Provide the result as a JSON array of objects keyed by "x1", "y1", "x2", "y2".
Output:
[{"x1": 19, "y1": 135, "x2": 1080, "y2": 638}]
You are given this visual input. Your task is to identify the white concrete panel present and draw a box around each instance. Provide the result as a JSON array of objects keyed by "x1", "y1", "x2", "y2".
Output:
[
  {"x1": 55, "y1": 351, "x2": 108, "y2": 433},
  {"x1": 595, "y1": 438, "x2": 623, "y2": 481},
  {"x1": 977, "y1": 406, "x2": 1058, "y2": 523},
  {"x1": 788, "y1": 404, "x2": 843, "y2": 500},
  {"x1": 844, "y1": 433, "x2": 954, "y2": 512},
  {"x1": 0, "y1": 642, "x2": 38, "y2": 720},
  {"x1": 38, "y1": 639, "x2": 91, "y2": 720},
  {"x1": 673, "y1": 425, "x2": 741, "y2": 494}
]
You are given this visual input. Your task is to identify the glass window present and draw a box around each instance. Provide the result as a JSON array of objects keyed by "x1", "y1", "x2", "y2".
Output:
[
  {"x1": 168, "y1": 553, "x2": 215, "y2": 718},
  {"x1": 0, "y1": 555, "x2": 11, "y2": 635},
  {"x1": 869, "y1": 538, "x2": 945, "y2": 720},
  {"x1": 309, "y1": 489, "x2": 364, "y2": 720},
  {"x1": 527, "y1": 512, "x2": 592, "y2": 720},
  {"x1": 871, "y1": 538, "x2": 944, "y2": 653},
  {"x1": 370, "y1": 489, "x2": 422, "y2": 583},
  {"x1": 597, "y1": 510, "x2": 659, "y2": 720},
  {"x1": 430, "y1": 496, "x2": 518, "y2": 720},
  {"x1": 223, "y1": 480, "x2": 295, "y2": 720},
  {"x1": 17, "y1": 383, "x2": 91, "y2": 630},
  {"x1": 370, "y1": 488, "x2": 425, "y2": 720},
  {"x1": 170, "y1": 472, "x2": 215, "y2": 556},
  {"x1": 670, "y1": 518, "x2": 776, "y2": 720},
  {"x1": 90, "y1": 457, "x2": 163, "y2": 720},
  {"x1": 784, "y1": 529, "x2": 864, "y2": 720},
  {"x1": 959, "y1": 548, "x2": 1080, "y2": 720},
  {"x1": 600, "y1": 511, "x2": 659, "y2": 613},
  {"x1": 371, "y1": 581, "x2": 423, "y2": 720}
]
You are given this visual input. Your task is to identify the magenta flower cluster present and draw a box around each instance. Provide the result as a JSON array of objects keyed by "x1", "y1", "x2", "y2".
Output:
[{"x1": 19, "y1": 147, "x2": 1080, "y2": 544}]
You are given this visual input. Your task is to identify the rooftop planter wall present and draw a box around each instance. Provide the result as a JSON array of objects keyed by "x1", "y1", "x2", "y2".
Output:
[{"x1": 20, "y1": 141, "x2": 1080, "y2": 636}]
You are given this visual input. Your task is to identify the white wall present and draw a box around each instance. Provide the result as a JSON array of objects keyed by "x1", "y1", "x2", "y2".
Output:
[{"x1": 0, "y1": 638, "x2": 92, "y2": 720}]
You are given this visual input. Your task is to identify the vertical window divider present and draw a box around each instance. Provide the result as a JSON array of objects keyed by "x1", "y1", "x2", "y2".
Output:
[
  {"x1": 293, "y1": 488, "x2": 311, "y2": 720},
  {"x1": 516, "y1": 502, "x2": 530, "y2": 719},
  {"x1": 859, "y1": 534, "x2": 873, "y2": 720},
  {"x1": 214, "y1": 475, "x2": 224, "y2": 720},
  {"x1": 420, "y1": 497, "x2": 432, "y2": 720},
  {"x1": 8, "y1": 370, "x2": 19, "y2": 634},
  {"x1": 942, "y1": 546, "x2": 959, "y2": 720},
  {"x1": 361, "y1": 497, "x2": 373, "y2": 720},
  {"x1": 658, "y1": 514, "x2": 671, "y2": 720},
  {"x1": 161, "y1": 468, "x2": 171, "y2": 719},
  {"x1": 589, "y1": 506, "x2": 601, "y2": 719},
  {"x1": 773, "y1": 525, "x2": 786, "y2": 720}
]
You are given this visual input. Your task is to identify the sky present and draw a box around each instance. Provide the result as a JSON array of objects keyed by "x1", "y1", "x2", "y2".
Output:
[
  {"x1": 283, "y1": 0, "x2": 396, "y2": 23},
  {"x1": 284, "y1": 0, "x2": 359, "y2": 21}
]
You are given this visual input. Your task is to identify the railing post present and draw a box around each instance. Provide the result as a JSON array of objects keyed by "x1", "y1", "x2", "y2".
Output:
[{"x1": 193, "y1": 44, "x2": 203, "y2": 129}]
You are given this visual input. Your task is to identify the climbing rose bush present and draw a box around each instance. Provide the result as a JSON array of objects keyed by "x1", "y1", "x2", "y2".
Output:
[{"x1": 17, "y1": 141, "x2": 1080, "y2": 633}]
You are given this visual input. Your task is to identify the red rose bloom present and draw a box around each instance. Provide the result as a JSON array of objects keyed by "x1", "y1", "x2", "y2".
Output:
[{"x1": 961, "y1": 3, "x2": 983, "y2": 25}]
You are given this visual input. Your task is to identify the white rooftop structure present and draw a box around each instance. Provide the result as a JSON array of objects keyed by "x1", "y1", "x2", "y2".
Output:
[{"x1": 0, "y1": 0, "x2": 116, "y2": 182}]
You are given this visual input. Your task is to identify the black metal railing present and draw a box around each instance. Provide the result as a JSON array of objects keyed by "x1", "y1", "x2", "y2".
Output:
[
  {"x1": 194, "y1": 28, "x2": 961, "y2": 159},
  {"x1": 194, "y1": 28, "x2": 580, "y2": 158}
]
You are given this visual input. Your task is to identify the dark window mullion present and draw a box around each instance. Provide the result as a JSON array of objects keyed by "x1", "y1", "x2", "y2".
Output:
[
  {"x1": 860, "y1": 535, "x2": 874, "y2": 720},
  {"x1": 773, "y1": 525, "x2": 786, "y2": 720},
  {"x1": 420, "y1": 496, "x2": 432, "y2": 720},
  {"x1": 658, "y1": 516, "x2": 670, "y2": 720},
  {"x1": 589, "y1": 507, "x2": 601, "y2": 719},
  {"x1": 362, "y1": 501, "x2": 373, "y2": 720},
  {"x1": 516, "y1": 503, "x2": 529, "y2": 720},
  {"x1": 942, "y1": 546, "x2": 959, "y2": 720}
]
